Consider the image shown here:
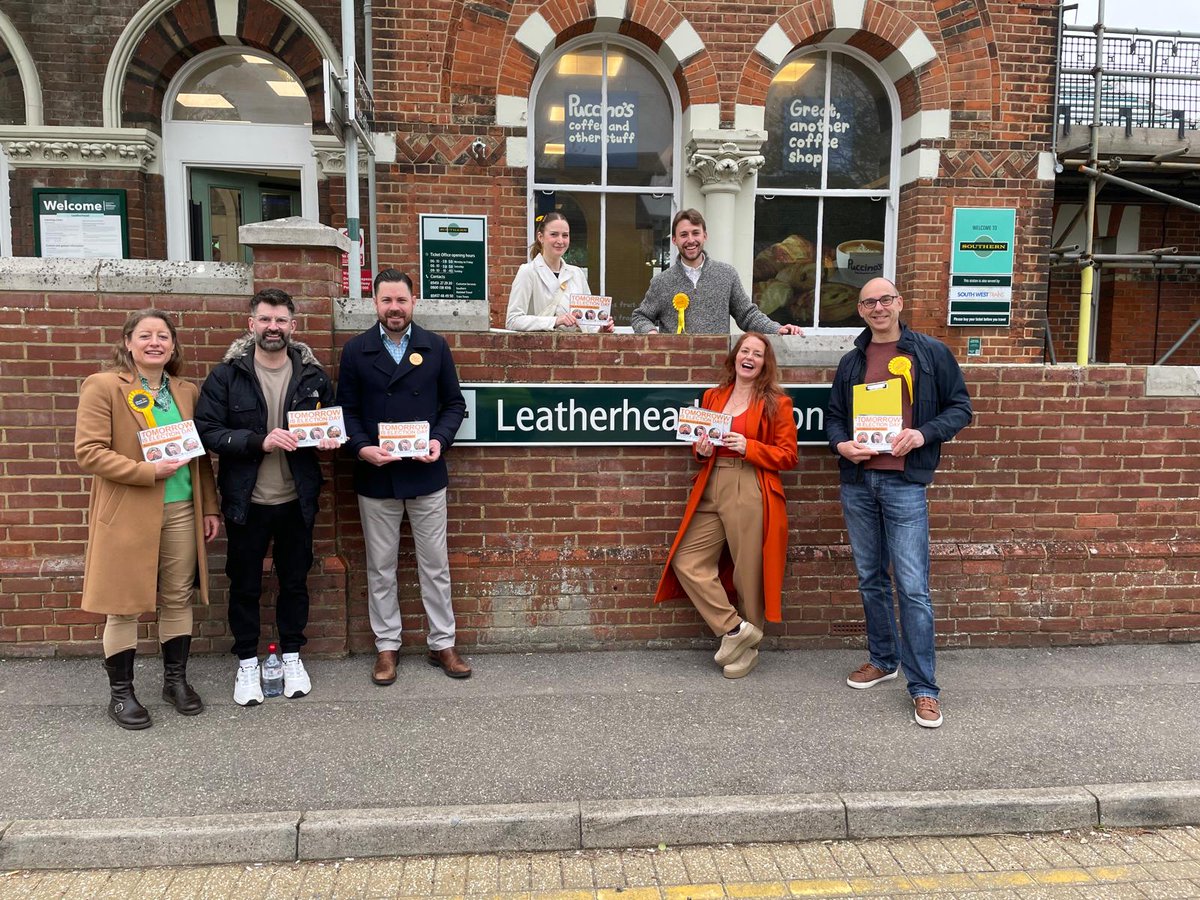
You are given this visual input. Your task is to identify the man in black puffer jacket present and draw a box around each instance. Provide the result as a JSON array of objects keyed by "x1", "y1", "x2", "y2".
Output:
[
  {"x1": 826, "y1": 277, "x2": 972, "y2": 730},
  {"x1": 195, "y1": 288, "x2": 335, "y2": 706}
]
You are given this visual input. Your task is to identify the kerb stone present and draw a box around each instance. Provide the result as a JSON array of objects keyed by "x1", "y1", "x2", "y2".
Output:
[
  {"x1": 298, "y1": 802, "x2": 580, "y2": 860},
  {"x1": 580, "y1": 794, "x2": 846, "y2": 849},
  {"x1": 843, "y1": 788, "x2": 1096, "y2": 838},
  {"x1": 0, "y1": 812, "x2": 301, "y2": 869}
]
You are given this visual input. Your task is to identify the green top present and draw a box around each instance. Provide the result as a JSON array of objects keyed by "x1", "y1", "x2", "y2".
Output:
[{"x1": 155, "y1": 395, "x2": 194, "y2": 504}]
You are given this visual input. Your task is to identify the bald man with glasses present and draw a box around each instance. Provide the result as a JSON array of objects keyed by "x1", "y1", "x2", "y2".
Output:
[{"x1": 825, "y1": 277, "x2": 972, "y2": 729}]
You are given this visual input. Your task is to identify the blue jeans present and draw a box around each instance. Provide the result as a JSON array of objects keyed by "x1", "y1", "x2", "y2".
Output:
[{"x1": 840, "y1": 471, "x2": 938, "y2": 699}]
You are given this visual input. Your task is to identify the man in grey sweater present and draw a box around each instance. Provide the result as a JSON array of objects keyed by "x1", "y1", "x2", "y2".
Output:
[{"x1": 630, "y1": 209, "x2": 803, "y2": 335}]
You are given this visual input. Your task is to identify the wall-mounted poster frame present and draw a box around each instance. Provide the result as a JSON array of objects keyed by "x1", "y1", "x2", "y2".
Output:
[{"x1": 33, "y1": 188, "x2": 129, "y2": 259}]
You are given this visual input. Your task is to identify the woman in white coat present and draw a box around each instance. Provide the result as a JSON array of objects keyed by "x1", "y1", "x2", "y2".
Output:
[{"x1": 506, "y1": 212, "x2": 613, "y2": 331}]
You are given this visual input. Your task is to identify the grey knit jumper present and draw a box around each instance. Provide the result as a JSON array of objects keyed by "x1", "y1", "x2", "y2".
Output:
[{"x1": 629, "y1": 256, "x2": 781, "y2": 335}]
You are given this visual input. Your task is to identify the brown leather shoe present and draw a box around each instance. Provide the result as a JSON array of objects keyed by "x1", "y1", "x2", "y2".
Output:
[
  {"x1": 427, "y1": 646, "x2": 472, "y2": 679},
  {"x1": 371, "y1": 650, "x2": 398, "y2": 686}
]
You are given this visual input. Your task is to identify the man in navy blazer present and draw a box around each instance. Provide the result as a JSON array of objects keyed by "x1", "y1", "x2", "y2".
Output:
[{"x1": 336, "y1": 269, "x2": 470, "y2": 684}]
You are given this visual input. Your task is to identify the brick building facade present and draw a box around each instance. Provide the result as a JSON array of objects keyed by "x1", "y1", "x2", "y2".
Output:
[{"x1": 1, "y1": 1, "x2": 1198, "y2": 657}]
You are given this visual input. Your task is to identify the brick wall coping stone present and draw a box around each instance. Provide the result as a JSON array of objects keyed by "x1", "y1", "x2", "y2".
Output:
[
  {"x1": 0, "y1": 257, "x2": 250, "y2": 295},
  {"x1": 238, "y1": 216, "x2": 351, "y2": 252},
  {"x1": 1146, "y1": 366, "x2": 1200, "y2": 396}
]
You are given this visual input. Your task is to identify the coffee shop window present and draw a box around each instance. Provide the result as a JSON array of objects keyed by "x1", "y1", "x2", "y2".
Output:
[
  {"x1": 528, "y1": 38, "x2": 680, "y2": 325},
  {"x1": 754, "y1": 48, "x2": 898, "y2": 330}
]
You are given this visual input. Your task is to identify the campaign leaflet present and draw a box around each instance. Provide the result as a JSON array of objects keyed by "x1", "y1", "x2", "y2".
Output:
[
  {"x1": 287, "y1": 406, "x2": 347, "y2": 447},
  {"x1": 852, "y1": 378, "x2": 903, "y2": 453},
  {"x1": 674, "y1": 406, "x2": 734, "y2": 447},
  {"x1": 568, "y1": 294, "x2": 612, "y2": 333},
  {"x1": 378, "y1": 421, "x2": 431, "y2": 458},
  {"x1": 137, "y1": 420, "x2": 206, "y2": 462}
]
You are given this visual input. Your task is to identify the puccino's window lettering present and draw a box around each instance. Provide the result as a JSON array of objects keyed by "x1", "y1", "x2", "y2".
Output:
[
  {"x1": 754, "y1": 49, "x2": 897, "y2": 330},
  {"x1": 529, "y1": 39, "x2": 679, "y2": 325}
]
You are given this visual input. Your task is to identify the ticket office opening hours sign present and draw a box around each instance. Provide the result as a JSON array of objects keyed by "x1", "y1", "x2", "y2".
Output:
[
  {"x1": 419, "y1": 214, "x2": 487, "y2": 301},
  {"x1": 34, "y1": 188, "x2": 129, "y2": 259}
]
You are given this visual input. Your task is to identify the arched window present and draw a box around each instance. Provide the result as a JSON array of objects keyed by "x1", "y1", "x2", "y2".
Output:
[
  {"x1": 529, "y1": 38, "x2": 679, "y2": 324},
  {"x1": 162, "y1": 49, "x2": 318, "y2": 261},
  {"x1": 753, "y1": 47, "x2": 898, "y2": 330}
]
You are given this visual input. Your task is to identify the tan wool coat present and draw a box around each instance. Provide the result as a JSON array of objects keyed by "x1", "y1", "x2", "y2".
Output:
[{"x1": 74, "y1": 369, "x2": 219, "y2": 616}]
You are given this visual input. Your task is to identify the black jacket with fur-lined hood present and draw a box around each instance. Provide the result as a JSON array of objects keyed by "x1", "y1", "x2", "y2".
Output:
[{"x1": 195, "y1": 335, "x2": 334, "y2": 526}]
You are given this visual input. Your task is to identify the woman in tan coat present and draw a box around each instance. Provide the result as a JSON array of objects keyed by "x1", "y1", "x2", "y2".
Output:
[
  {"x1": 654, "y1": 332, "x2": 798, "y2": 678},
  {"x1": 75, "y1": 309, "x2": 220, "y2": 729}
]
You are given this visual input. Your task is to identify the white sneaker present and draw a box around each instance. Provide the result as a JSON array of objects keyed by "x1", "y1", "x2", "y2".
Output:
[
  {"x1": 282, "y1": 656, "x2": 311, "y2": 699},
  {"x1": 234, "y1": 663, "x2": 264, "y2": 707},
  {"x1": 713, "y1": 621, "x2": 763, "y2": 667}
]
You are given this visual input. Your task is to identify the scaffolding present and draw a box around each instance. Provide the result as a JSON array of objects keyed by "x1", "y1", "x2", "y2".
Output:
[{"x1": 1051, "y1": 1, "x2": 1200, "y2": 365}]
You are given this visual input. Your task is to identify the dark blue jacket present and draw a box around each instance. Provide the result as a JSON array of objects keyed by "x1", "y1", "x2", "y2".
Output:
[
  {"x1": 826, "y1": 324, "x2": 972, "y2": 485},
  {"x1": 194, "y1": 336, "x2": 334, "y2": 526},
  {"x1": 336, "y1": 322, "x2": 466, "y2": 500}
]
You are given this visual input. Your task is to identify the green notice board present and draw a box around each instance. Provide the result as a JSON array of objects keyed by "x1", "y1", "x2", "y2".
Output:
[
  {"x1": 419, "y1": 214, "x2": 487, "y2": 301},
  {"x1": 949, "y1": 208, "x2": 1015, "y2": 327},
  {"x1": 455, "y1": 383, "x2": 833, "y2": 446},
  {"x1": 33, "y1": 189, "x2": 128, "y2": 259}
]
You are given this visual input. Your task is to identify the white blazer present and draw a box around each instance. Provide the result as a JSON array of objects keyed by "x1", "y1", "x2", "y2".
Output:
[{"x1": 505, "y1": 254, "x2": 591, "y2": 331}]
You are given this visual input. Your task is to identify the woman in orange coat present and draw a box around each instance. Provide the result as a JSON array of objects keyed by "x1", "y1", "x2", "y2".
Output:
[{"x1": 654, "y1": 332, "x2": 798, "y2": 678}]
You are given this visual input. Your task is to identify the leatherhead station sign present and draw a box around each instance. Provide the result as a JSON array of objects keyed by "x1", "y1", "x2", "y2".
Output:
[{"x1": 455, "y1": 384, "x2": 831, "y2": 446}]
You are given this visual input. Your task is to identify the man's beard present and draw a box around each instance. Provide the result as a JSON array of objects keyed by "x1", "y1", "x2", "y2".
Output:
[{"x1": 255, "y1": 332, "x2": 289, "y2": 351}]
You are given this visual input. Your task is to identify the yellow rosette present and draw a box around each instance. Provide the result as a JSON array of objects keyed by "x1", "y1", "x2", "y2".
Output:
[
  {"x1": 127, "y1": 389, "x2": 157, "y2": 428},
  {"x1": 888, "y1": 356, "x2": 913, "y2": 403},
  {"x1": 409, "y1": 352, "x2": 423, "y2": 366},
  {"x1": 672, "y1": 292, "x2": 689, "y2": 334}
]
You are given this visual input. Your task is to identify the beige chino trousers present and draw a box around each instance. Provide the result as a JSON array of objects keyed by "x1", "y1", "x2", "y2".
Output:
[{"x1": 671, "y1": 458, "x2": 765, "y2": 636}]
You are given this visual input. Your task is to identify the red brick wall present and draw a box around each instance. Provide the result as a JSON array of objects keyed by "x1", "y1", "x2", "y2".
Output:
[{"x1": 2, "y1": 259, "x2": 1198, "y2": 657}]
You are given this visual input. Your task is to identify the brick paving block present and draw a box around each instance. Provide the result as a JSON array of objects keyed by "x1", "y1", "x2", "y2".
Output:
[
  {"x1": 589, "y1": 850, "x2": 625, "y2": 888},
  {"x1": 464, "y1": 852, "x2": 500, "y2": 893},
  {"x1": 431, "y1": 855, "x2": 468, "y2": 894},
  {"x1": 300, "y1": 862, "x2": 341, "y2": 897},
  {"x1": 797, "y1": 842, "x2": 845, "y2": 878},
  {"x1": 826, "y1": 839, "x2": 874, "y2": 877},
  {"x1": 679, "y1": 846, "x2": 720, "y2": 883},
  {"x1": 941, "y1": 835, "x2": 993, "y2": 870},
  {"x1": 1089, "y1": 782, "x2": 1200, "y2": 830},
  {"x1": 739, "y1": 844, "x2": 784, "y2": 881},
  {"x1": 708, "y1": 844, "x2": 753, "y2": 882},
  {"x1": 496, "y1": 854, "x2": 533, "y2": 892},
  {"x1": 397, "y1": 856, "x2": 435, "y2": 895},
  {"x1": 363, "y1": 859, "x2": 409, "y2": 896},
  {"x1": 618, "y1": 848, "x2": 658, "y2": 886},
  {"x1": 969, "y1": 835, "x2": 1025, "y2": 871},
  {"x1": 767, "y1": 843, "x2": 814, "y2": 880},
  {"x1": 855, "y1": 840, "x2": 904, "y2": 876},
  {"x1": 652, "y1": 849, "x2": 691, "y2": 883},
  {"x1": 558, "y1": 853, "x2": 595, "y2": 889},
  {"x1": 529, "y1": 851, "x2": 565, "y2": 890}
]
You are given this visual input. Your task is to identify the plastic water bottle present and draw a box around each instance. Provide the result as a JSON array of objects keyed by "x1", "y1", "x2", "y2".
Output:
[{"x1": 262, "y1": 643, "x2": 284, "y2": 698}]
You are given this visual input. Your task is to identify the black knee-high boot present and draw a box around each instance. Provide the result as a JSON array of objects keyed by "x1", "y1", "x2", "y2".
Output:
[
  {"x1": 103, "y1": 649, "x2": 152, "y2": 730},
  {"x1": 161, "y1": 635, "x2": 203, "y2": 715}
]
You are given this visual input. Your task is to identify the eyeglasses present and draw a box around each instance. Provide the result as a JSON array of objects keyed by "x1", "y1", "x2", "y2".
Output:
[
  {"x1": 858, "y1": 294, "x2": 898, "y2": 309},
  {"x1": 254, "y1": 316, "x2": 293, "y2": 326}
]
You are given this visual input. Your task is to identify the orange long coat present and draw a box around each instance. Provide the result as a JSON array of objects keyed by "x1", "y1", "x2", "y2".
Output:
[{"x1": 653, "y1": 385, "x2": 799, "y2": 622}]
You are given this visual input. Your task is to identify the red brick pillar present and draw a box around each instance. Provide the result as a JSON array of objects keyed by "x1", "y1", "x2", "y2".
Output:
[{"x1": 240, "y1": 218, "x2": 352, "y2": 655}]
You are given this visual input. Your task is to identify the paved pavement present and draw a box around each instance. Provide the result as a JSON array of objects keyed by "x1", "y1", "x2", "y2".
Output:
[
  {"x1": 0, "y1": 644, "x2": 1198, "y2": 870},
  {"x1": 4, "y1": 827, "x2": 1200, "y2": 898}
]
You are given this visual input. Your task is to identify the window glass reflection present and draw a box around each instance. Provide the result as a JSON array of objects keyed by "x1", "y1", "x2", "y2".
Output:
[{"x1": 171, "y1": 53, "x2": 310, "y2": 125}]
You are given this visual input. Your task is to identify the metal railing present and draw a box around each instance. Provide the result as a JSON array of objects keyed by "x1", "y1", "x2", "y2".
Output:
[{"x1": 1059, "y1": 33, "x2": 1200, "y2": 136}]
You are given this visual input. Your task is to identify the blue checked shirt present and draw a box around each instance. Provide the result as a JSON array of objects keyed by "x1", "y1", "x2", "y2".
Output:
[{"x1": 379, "y1": 323, "x2": 411, "y2": 364}]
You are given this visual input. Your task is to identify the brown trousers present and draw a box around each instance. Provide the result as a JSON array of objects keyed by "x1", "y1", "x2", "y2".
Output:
[
  {"x1": 102, "y1": 501, "x2": 196, "y2": 656},
  {"x1": 670, "y1": 458, "x2": 765, "y2": 635}
]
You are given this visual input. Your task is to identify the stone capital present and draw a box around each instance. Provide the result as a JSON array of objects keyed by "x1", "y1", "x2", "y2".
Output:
[{"x1": 685, "y1": 129, "x2": 767, "y2": 193}]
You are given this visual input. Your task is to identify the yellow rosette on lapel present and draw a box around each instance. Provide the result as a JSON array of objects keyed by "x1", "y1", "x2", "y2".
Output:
[
  {"x1": 672, "y1": 293, "x2": 689, "y2": 334},
  {"x1": 888, "y1": 356, "x2": 913, "y2": 403},
  {"x1": 127, "y1": 389, "x2": 157, "y2": 428}
]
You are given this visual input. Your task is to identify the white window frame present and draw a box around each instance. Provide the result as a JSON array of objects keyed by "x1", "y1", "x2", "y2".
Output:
[
  {"x1": 160, "y1": 47, "x2": 318, "y2": 261},
  {"x1": 0, "y1": 148, "x2": 11, "y2": 256},
  {"x1": 527, "y1": 35, "x2": 682, "y2": 292},
  {"x1": 755, "y1": 43, "x2": 901, "y2": 333}
]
